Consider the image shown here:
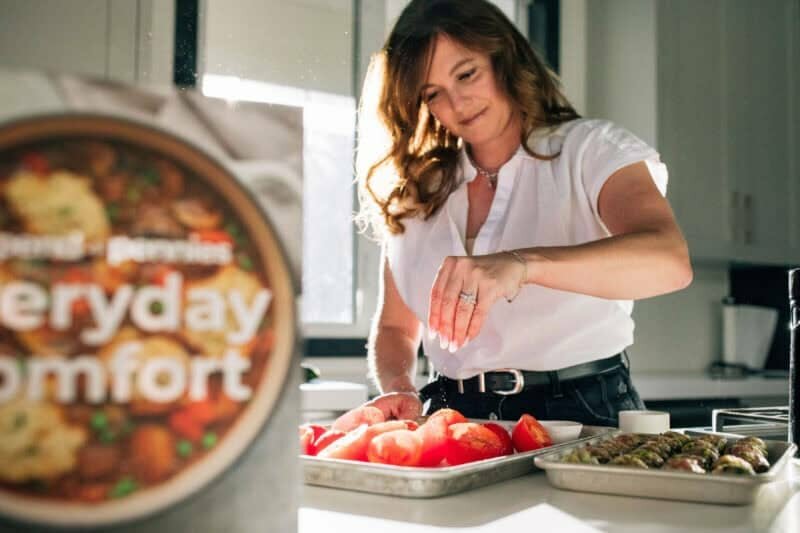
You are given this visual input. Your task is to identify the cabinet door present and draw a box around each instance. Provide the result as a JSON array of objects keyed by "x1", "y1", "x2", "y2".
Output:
[
  {"x1": 724, "y1": 0, "x2": 793, "y2": 254},
  {"x1": 0, "y1": 1, "x2": 165, "y2": 85},
  {"x1": 790, "y1": 0, "x2": 800, "y2": 254},
  {"x1": 658, "y1": 0, "x2": 733, "y2": 259}
]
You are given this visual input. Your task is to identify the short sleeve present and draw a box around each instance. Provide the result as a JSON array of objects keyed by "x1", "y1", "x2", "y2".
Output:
[{"x1": 573, "y1": 120, "x2": 669, "y2": 217}]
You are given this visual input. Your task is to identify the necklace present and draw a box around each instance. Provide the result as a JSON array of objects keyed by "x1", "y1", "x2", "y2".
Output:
[{"x1": 466, "y1": 150, "x2": 500, "y2": 190}]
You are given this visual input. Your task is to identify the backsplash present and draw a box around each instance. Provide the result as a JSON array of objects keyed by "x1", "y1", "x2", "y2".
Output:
[{"x1": 629, "y1": 265, "x2": 728, "y2": 373}]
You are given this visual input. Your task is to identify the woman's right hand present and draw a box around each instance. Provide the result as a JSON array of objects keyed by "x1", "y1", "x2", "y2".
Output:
[{"x1": 428, "y1": 251, "x2": 527, "y2": 353}]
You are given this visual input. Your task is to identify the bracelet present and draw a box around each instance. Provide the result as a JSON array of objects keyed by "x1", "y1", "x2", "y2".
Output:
[{"x1": 505, "y1": 250, "x2": 527, "y2": 303}]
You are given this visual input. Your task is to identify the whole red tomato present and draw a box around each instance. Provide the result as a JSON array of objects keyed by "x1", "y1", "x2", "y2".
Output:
[
  {"x1": 511, "y1": 414, "x2": 553, "y2": 452},
  {"x1": 366, "y1": 429, "x2": 423, "y2": 466},
  {"x1": 445, "y1": 422, "x2": 505, "y2": 465},
  {"x1": 482, "y1": 422, "x2": 514, "y2": 456}
]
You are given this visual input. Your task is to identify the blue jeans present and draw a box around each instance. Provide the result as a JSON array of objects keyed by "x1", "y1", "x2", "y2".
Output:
[{"x1": 418, "y1": 358, "x2": 646, "y2": 426}]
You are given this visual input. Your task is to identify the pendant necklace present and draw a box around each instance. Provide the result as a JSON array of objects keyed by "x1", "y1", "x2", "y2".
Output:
[{"x1": 466, "y1": 149, "x2": 500, "y2": 190}]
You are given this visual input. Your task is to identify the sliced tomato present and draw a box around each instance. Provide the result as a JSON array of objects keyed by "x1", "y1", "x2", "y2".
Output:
[
  {"x1": 299, "y1": 425, "x2": 316, "y2": 455},
  {"x1": 414, "y1": 408, "x2": 468, "y2": 467},
  {"x1": 297, "y1": 423, "x2": 327, "y2": 455},
  {"x1": 482, "y1": 422, "x2": 514, "y2": 456},
  {"x1": 318, "y1": 421, "x2": 406, "y2": 462},
  {"x1": 313, "y1": 429, "x2": 346, "y2": 454},
  {"x1": 366, "y1": 429, "x2": 423, "y2": 466},
  {"x1": 401, "y1": 419, "x2": 419, "y2": 431},
  {"x1": 427, "y1": 408, "x2": 467, "y2": 426},
  {"x1": 317, "y1": 424, "x2": 369, "y2": 461},
  {"x1": 511, "y1": 414, "x2": 553, "y2": 452},
  {"x1": 331, "y1": 405, "x2": 386, "y2": 433},
  {"x1": 305, "y1": 424, "x2": 327, "y2": 442},
  {"x1": 445, "y1": 422, "x2": 505, "y2": 465},
  {"x1": 416, "y1": 417, "x2": 449, "y2": 467}
]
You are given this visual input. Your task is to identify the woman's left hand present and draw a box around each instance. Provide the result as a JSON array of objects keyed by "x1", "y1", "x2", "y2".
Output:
[{"x1": 428, "y1": 252, "x2": 527, "y2": 353}]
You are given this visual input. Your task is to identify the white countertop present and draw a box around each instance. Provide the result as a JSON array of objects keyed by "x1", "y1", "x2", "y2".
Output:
[
  {"x1": 300, "y1": 380, "x2": 368, "y2": 412},
  {"x1": 630, "y1": 373, "x2": 789, "y2": 401},
  {"x1": 300, "y1": 459, "x2": 800, "y2": 533}
]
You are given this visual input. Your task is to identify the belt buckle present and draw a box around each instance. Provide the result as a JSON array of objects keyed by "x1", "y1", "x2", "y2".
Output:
[
  {"x1": 456, "y1": 373, "x2": 486, "y2": 394},
  {"x1": 491, "y1": 368, "x2": 524, "y2": 396}
]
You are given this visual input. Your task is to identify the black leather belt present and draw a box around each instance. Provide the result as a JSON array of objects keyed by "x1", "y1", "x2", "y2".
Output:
[{"x1": 433, "y1": 354, "x2": 625, "y2": 396}]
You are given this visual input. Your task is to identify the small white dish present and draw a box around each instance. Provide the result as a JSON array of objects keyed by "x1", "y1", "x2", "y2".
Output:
[
  {"x1": 540, "y1": 420, "x2": 583, "y2": 444},
  {"x1": 618, "y1": 410, "x2": 670, "y2": 434}
]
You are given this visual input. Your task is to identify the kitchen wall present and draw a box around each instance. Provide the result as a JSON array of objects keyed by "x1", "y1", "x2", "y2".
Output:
[
  {"x1": 629, "y1": 266, "x2": 729, "y2": 373},
  {"x1": 585, "y1": 0, "x2": 658, "y2": 147}
]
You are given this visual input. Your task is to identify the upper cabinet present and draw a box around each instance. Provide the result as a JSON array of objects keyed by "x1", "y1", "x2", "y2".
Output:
[
  {"x1": 582, "y1": 0, "x2": 800, "y2": 266},
  {"x1": 657, "y1": 0, "x2": 732, "y2": 259},
  {"x1": 722, "y1": 0, "x2": 796, "y2": 260},
  {"x1": 0, "y1": 0, "x2": 174, "y2": 86}
]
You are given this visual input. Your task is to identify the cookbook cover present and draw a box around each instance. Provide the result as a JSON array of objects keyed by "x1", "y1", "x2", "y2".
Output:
[{"x1": 0, "y1": 70, "x2": 301, "y2": 532}]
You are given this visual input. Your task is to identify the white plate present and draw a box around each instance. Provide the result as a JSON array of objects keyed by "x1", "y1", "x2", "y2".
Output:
[{"x1": 540, "y1": 420, "x2": 584, "y2": 444}]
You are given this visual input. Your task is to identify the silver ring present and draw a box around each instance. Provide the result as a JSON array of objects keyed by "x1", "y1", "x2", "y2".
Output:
[{"x1": 458, "y1": 290, "x2": 477, "y2": 305}]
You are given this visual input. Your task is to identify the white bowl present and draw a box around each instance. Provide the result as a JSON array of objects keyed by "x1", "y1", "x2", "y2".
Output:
[
  {"x1": 618, "y1": 410, "x2": 670, "y2": 433},
  {"x1": 540, "y1": 420, "x2": 583, "y2": 444}
]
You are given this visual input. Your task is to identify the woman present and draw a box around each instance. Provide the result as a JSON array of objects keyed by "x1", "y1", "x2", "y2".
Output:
[{"x1": 354, "y1": 0, "x2": 692, "y2": 426}]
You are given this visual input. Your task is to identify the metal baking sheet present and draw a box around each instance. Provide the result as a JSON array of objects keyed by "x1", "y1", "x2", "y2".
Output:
[
  {"x1": 302, "y1": 424, "x2": 613, "y2": 498},
  {"x1": 533, "y1": 430, "x2": 797, "y2": 505}
]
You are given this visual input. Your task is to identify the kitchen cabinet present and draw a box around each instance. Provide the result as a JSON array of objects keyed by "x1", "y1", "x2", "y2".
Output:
[
  {"x1": 659, "y1": 0, "x2": 799, "y2": 265},
  {"x1": 722, "y1": 0, "x2": 795, "y2": 259},
  {"x1": 656, "y1": 0, "x2": 731, "y2": 261},
  {"x1": 588, "y1": 0, "x2": 800, "y2": 265},
  {"x1": 0, "y1": 0, "x2": 173, "y2": 85}
]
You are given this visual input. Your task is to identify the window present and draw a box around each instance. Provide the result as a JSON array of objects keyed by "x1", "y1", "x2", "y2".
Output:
[
  {"x1": 200, "y1": 1, "x2": 543, "y2": 354},
  {"x1": 200, "y1": 0, "x2": 358, "y2": 332}
]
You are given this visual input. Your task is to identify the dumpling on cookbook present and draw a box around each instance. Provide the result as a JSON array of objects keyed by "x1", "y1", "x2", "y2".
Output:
[
  {"x1": 3, "y1": 170, "x2": 110, "y2": 243},
  {"x1": 0, "y1": 398, "x2": 86, "y2": 483},
  {"x1": 180, "y1": 264, "x2": 270, "y2": 359},
  {"x1": 98, "y1": 327, "x2": 191, "y2": 416}
]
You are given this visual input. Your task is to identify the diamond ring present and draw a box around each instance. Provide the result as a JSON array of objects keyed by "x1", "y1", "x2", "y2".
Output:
[{"x1": 458, "y1": 290, "x2": 477, "y2": 305}]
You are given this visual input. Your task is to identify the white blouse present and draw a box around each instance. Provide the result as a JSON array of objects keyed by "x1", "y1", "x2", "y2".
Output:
[{"x1": 385, "y1": 118, "x2": 669, "y2": 379}]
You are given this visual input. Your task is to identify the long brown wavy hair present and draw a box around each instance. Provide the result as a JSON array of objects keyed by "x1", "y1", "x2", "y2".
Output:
[{"x1": 356, "y1": 0, "x2": 580, "y2": 239}]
